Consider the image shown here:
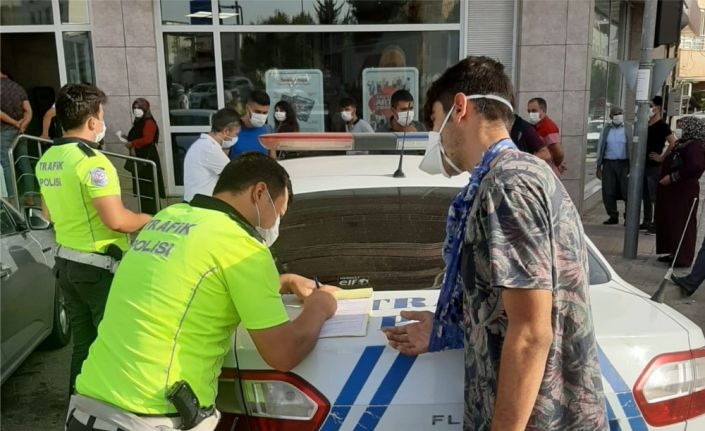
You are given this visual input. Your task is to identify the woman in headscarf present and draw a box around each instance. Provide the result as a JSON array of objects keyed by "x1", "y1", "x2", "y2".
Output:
[
  {"x1": 123, "y1": 98, "x2": 165, "y2": 214},
  {"x1": 655, "y1": 116, "x2": 705, "y2": 267}
]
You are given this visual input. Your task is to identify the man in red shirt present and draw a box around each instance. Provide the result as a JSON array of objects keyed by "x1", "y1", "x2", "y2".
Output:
[{"x1": 528, "y1": 97, "x2": 564, "y2": 175}]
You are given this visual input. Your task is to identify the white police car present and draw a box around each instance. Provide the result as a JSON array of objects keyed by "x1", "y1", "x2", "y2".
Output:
[{"x1": 215, "y1": 134, "x2": 705, "y2": 431}]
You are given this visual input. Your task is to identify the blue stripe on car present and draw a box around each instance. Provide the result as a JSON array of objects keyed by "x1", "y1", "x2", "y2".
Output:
[
  {"x1": 354, "y1": 353, "x2": 417, "y2": 430},
  {"x1": 598, "y1": 345, "x2": 648, "y2": 429},
  {"x1": 605, "y1": 398, "x2": 622, "y2": 431},
  {"x1": 320, "y1": 346, "x2": 385, "y2": 431}
]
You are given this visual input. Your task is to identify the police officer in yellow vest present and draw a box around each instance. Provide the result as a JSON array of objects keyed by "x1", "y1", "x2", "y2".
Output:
[
  {"x1": 64, "y1": 153, "x2": 337, "y2": 431},
  {"x1": 36, "y1": 83, "x2": 151, "y2": 395}
]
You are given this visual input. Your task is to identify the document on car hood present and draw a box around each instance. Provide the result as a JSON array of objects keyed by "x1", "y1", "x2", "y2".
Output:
[{"x1": 283, "y1": 290, "x2": 372, "y2": 338}]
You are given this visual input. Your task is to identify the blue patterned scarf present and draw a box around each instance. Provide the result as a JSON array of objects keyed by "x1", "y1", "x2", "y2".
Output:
[{"x1": 429, "y1": 138, "x2": 518, "y2": 352}]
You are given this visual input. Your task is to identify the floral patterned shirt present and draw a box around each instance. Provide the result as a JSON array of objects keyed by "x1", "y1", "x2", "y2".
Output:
[{"x1": 461, "y1": 151, "x2": 607, "y2": 430}]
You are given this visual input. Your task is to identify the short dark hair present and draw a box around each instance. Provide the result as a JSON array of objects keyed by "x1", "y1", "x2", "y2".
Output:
[
  {"x1": 529, "y1": 97, "x2": 548, "y2": 113},
  {"x1": 424, "y1": 56, "x2": 515, "y2": 129},
  {"x1": 211, "y1": 108, "x2": 241, "y2": 133},
  {"x1": 391, "y1": 89, "x2": 414, "y2": 109},
  {"x1": 652, "y1": 95, "x2": 663, "y2": 107},
  {"x1": 213, "y1": 153, "x2": 291, "y2": 203},
  {"x1": 248, "y1": 89, "x2": 271, "y2": 106},
  {"x1": 56, "y1": 83, "x2": 106, "y2": 131},
  {"x1": 339, "y1": 97, "x2": 357, "y2": 109}
]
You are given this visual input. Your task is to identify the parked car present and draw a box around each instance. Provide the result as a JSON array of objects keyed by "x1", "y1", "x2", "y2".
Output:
[
  {"x1": 210, "y1": 134, "x2": 705, "y2": 430},
  {"x1": 188, "y1": 83, "x2": 218, "y2": 110},
  {"x1": 1, "y1": 200, "x2": 70, "y2": 384}
]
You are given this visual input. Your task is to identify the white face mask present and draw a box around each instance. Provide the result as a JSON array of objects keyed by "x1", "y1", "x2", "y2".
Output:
[
  {"x1": 649, "y1": 107, "x2": 656, "y2": 118},
  {"x1": 133, "y1": 108, "x2": 144, "y2": 119},
  {"x1": 528, "y1": 112, "x2": 541, "y2": 124},
  {"x1": 397, "y1": 110, "x2": 414, "y2": 127},
  {"x1": 94, "y1": 119, "x2": 107, "y2": 142},
  {"x1": 612, "y1": 115, "x2": 624, "y2": 126},
  {"x1": 274, "y1": 111, "x2": 287, "y2": 122},
  {"x1": 674, "y1": 128, "x2": 683, "y2": 140},
  {"x1": 255, "y1": 190, "x2": 280, "y2": 247},
  {"x1": 419, "y1": 94, "x2": 514, "y2": 178},
  {"x1": 250, "y1": 111, "x2": 268, "y2": 128},
  {"x1": 222, "y1": 135, "x2": 238, "y2": 149},
  {"x1": 341, "y1": 110, "x2": 354, "y2": 122}
]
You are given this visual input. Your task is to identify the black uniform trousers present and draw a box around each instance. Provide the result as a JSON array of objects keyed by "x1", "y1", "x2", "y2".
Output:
[{"x1": 54, "y1": 257, "x2": 113, "y2": 395}]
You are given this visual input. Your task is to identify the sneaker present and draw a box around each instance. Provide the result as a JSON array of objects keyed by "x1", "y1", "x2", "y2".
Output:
[
  {"x1": 647, "y1": 225, "x2": 657, "y2": 235},
  {"x1": 671, "y1": 275, "x2": 696, "y2": 296},
  {"x1": 603, "y1": 217, "x2": 619, "y2": 225},
  {"x1": 639, "y1": 222, "x2": 652, "y2": 230},
  {"x1": 657, "y1": 255, "x2": 674, "y2": 263}
]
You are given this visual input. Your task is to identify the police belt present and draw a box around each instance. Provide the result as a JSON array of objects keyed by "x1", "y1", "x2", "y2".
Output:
[{"x1": 56, "y1": 246, "x2": 120, "y2": 274}]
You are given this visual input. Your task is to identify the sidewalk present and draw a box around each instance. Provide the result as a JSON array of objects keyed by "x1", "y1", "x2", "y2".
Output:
[{"x1": 582, "y1": 179, "x2": 705, "y2": 331}]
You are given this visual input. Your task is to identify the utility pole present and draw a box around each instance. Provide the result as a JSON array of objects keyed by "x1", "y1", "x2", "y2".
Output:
[{"x1": 624, "y1": 0, "x2": 659, "y2": 259}]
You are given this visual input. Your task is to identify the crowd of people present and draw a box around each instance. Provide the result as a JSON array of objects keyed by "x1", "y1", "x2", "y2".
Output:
[
  {"x1": 592, "y1": 93, "x2": 705, "y2": 293},
  {"x1": 2, "y1": 52, "x2": 705, "y2": 430}
]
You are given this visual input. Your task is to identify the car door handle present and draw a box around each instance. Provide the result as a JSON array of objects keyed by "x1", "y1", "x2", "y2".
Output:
[{"x1": 0, "y1": 266, "x2": 11, "y2": 278}]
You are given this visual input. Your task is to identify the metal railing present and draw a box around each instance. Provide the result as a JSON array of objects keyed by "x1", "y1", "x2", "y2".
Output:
[{"x1": 7, "y1": 134, "x2": 160, "y2": 214}]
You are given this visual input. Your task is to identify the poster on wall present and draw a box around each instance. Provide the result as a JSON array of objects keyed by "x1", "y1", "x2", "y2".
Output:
[
  {"x1": 265, "y1": 69, "x2": 324, "y2": 132},
  {"x1": 362, "y1": 67, "x2": 419, "y2": 132}
]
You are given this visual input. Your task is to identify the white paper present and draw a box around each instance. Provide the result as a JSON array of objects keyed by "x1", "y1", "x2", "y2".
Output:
[
  {"x1": 318, "y1": 298, "x2": 371, "y2": 338},
  {"x1": 283, "y1": 295, "x2": 371, "y2": 338},
  {"x1": 636, "y1": 69, "x2": 651, "y2": 101}
]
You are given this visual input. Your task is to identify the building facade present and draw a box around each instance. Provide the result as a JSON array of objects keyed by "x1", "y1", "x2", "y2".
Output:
[{"x1": 1, "y1": 0, "x2": 658, "y2": 212}]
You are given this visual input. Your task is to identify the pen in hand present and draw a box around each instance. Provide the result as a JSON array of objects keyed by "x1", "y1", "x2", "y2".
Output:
[{"x1": 313, "y1": 276, "x2": 320, "y2": 290}]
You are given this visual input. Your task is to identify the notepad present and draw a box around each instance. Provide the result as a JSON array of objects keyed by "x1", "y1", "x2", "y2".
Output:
[
  {"x1": 318, "y1": 295, "x2": 372, "y2": 338},
  {"x1": 333, "y1": 287, "x2": 373, "y2": 300},
  {"x1": 283, "y1": 288, "x2": 373, "y2": 338}
]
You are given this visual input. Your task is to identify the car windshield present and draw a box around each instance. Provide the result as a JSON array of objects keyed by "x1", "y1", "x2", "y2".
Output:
[{"x1": 274, "y1": 186, "x2": 611, "y2": 290}]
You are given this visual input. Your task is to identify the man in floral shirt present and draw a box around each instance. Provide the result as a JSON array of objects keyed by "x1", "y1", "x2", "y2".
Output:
[{"x1": 385, "y1": 56, "x2": 607, "y2": 430}]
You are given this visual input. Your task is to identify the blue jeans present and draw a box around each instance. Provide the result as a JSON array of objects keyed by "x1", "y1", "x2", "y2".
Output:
[{"x1": 0, "y1": 127, "x2": 34, "y2": 198}]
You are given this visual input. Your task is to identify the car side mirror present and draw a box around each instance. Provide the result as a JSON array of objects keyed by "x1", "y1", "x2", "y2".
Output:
[{"x1": 25, "y1": 207, "x2": 51, "y2": 230}]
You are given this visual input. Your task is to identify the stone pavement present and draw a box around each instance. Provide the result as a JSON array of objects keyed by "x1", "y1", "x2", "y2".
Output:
[{"x1": 582, "y1": 178, "x2": 705, "y2": 331}]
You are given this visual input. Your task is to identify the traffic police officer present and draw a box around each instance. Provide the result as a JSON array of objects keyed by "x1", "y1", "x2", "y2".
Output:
[
  {"x1": 36, "y1": 83, "x2": 151, "y2": 394},
  {"x1": 65, "y1": 153, "x2": 336, "y2": 431}
]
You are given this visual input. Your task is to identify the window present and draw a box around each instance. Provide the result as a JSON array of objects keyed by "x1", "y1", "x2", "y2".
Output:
[
  {"x1": 161, "y1": 0, "x2": 213, "y2": 25},
  {"x1": 272, "y1": 187, "x2": 456, "y2": 291},
  {"x1": 588, "y1": 248, "x2": 611, "y2": 285},
  {"x1": 217, "y1": 0, "x2": 460, "y2": 26},
  {"x1": 593, "y1": 0, "x2": 623, "y2": 58},
  {"x1": 63, "y1": 32, "x2": 95, "y2": 84},
  {"x1": 59, "y1": 0, "x2": 89, "y2": 24},
  {"x1": 164, "y1": 33, "x2": 217, "y2": 125},
  {"x1": 220, "y1": 30, "x2": 459, "y2": 131},
  {"x1": 0, "y1": 204, "x2": 19, "y2": 236},
  {"x1": 0, "y1": 0, "x2": 53, "y2": 25},
  {"x1": 157, "y1": 0, "x2": 462, "y2": 194}
]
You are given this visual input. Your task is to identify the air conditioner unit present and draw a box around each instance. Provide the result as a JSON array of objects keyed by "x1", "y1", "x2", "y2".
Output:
[{"x1": 683, "y1": 82, "x2": 693, "y2": 97}]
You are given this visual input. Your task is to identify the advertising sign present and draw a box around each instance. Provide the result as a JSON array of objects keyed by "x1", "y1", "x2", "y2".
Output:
[
  {"x1": 265, "y1": 69, "x2": 325, "y2": 132},
  {"x1": 362, "y1": 67, "x2": 419, "y2": 131}
]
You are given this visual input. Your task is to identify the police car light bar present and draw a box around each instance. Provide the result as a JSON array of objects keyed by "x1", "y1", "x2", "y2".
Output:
[{"x1": 258, "y1": 132, "x2": 430, "y2": 152}]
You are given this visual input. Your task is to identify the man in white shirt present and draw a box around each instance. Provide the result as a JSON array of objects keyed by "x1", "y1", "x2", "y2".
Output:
[{"x1": 183, "y1": 108, "x2": 240, "y2": 202}]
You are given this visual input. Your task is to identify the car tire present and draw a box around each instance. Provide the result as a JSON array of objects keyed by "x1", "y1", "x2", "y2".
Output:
[{"x1": 40, "y1": 283, "x2": 71, "y2": 349}]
